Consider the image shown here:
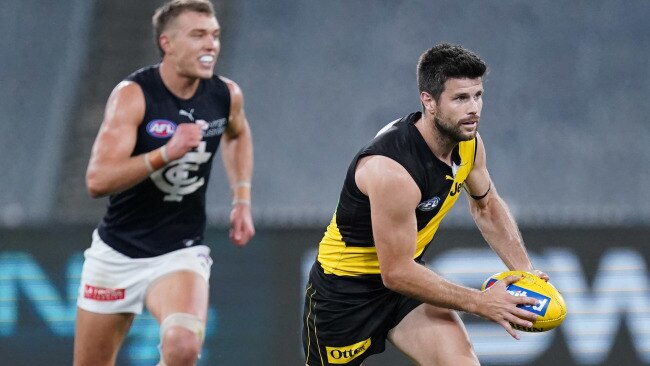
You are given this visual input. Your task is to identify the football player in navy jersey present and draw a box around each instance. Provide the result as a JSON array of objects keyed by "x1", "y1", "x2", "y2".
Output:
[{"x1": 74, "y1": 1, "x2": 254, "y2": 365}]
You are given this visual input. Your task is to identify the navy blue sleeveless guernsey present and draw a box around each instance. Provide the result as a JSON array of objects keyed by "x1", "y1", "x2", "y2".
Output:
[{"x1": 97, "y1": 64, "x2": 230, "y2": 258}]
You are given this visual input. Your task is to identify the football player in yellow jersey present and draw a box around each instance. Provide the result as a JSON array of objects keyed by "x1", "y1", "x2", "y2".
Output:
[{"x1": 303, "y1": 44, "x2": 548, "y2": 366}]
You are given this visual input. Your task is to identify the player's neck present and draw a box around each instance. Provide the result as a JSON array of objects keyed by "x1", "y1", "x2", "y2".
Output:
[
  {"x1": 416, "y1": 114, "x2": 457, "y2": 166},
  {"x1": 158, "y1": 61, "x2": 201, "y2": 100}
]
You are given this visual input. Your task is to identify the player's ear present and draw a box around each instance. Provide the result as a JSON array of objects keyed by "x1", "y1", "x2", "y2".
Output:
[
  {"x1": 420, "y1": 91, "x2": 437, "y2": 115},
  {"x1": 159, "y1": 33, "x2": 172, "y2": 55}
]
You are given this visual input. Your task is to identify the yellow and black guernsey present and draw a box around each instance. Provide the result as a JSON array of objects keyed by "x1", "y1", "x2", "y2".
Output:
[
  {"x1": 318, "y1": 112, "x2": 477, "y2": 276},
  {"x1": 304, "y1": 112, "x2": 478, "y2": 365}
]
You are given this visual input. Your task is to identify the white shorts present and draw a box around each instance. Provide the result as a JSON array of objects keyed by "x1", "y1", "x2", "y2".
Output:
[{"x1": 77, "y1": 230, "x2": 213, "y2": 314}]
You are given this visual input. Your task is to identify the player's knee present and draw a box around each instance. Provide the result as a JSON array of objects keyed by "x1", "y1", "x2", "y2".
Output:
[
  {"x1": 161, "y1": 327, "x2": 201, "y2": 364},
  {"x1": 159, "y1": 313, "x2": 205, "y2": 366}
]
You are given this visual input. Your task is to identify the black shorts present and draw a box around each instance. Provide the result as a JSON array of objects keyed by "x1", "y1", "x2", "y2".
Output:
[{"x1": 302, "y1": 261, "x2": 422, "y2": 365}]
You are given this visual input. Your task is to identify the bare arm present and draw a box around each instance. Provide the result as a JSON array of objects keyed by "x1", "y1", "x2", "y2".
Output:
[
  {"x1": 85, "y1": 81, "x2": 150, "y2": 197},
  {"x1": 357, "y1": 155, "x2": 538, "y2": 338},
  {"x1": 464, "y1": 134, "x2": 539, "y2": 272},
  {"x1": 219, "y1": 77, "x2": 255, "y2": 246},
  {"x1": 86, "y1": 81, "x2": 205, "y2": 198}
]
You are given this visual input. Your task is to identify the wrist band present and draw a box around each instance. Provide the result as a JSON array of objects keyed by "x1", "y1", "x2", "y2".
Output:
[
  {"x1": 160, "y1": 145, "x2": 170, "y2": 163},
  {"x1": 232, "y1": 199, "x2": 251, "y2": 206},
  {"x1": 232, "y1": 180, "x2": 251, "y2": 205},
  {"x1": 144, "y1": 153, "x2": 155, "y2": 173},
  {"x1": 232, "y1": 180, "x2": 251, "y2": 189},
  {"x1": 145, "y1": 146, "x2": 169, "y2": 173}
]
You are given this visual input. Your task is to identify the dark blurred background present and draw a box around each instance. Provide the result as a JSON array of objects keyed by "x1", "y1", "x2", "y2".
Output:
[{"x1": 1, "y1": 1, "x2": 649, "y2": 365}]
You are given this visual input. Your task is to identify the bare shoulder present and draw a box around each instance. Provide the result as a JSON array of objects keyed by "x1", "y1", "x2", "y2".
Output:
[
  {"x1": 475, "y1": 132, "x2": 485, "y2": 152},
  {"x1": 472, "y1": 132, "x2": 487, "y2": 170},
  {"x1": 103, "y1": 80, "x2": 145, "y2": 128},
  {"x1": 110, "y1": 80, "x2": 144, "y2": 102},
  {"x1": 218, "y1": 75, "x2": 244, "y2": 116},
  {"x1": 356, "y1": 155, "x2": 420, "y2": 204},
  {"x1": 218, "y1": 76, "x2": 243, "y2": 98},
  {"x1": 465, "y1": 132, "x2": 493, "y2": 203}
]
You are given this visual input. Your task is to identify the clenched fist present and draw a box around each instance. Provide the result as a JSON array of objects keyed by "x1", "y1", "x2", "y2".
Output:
[{"x1": 165, "y1": 123, "x2": 204, "y2": 161}]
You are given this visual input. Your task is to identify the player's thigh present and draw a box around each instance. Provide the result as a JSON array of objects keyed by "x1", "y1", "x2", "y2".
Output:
[
  {"x1": 74, "y1": 307, "x2": 135, "y2": 366},
  {"x1": 388, "y1": 303, "x2": 479, "y2": 366},
  {"x1": 145, "y1": 270, "x2": 209, "y2": 322}
]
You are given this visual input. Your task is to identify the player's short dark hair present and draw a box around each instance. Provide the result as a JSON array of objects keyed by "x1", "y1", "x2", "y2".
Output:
[
  {"x1": 417, "y1": 43, "x2": 487, "y2": 101},
  {"x1": 152, "y1": 0, "x2": 215, "y2": 57}
]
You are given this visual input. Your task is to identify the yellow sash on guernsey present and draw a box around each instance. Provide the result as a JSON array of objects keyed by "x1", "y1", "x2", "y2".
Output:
[{"x1": 318, "y1": 138, "x2": 476, "y2": 276}]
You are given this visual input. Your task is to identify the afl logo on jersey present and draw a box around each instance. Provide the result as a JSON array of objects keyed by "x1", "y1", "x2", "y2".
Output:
[
  {"x1": 417, "y1": 197, "x2": 441, "y2": 211},
  {"x1": 146, "y1": 119, "x2": 177, "y2": 138}
]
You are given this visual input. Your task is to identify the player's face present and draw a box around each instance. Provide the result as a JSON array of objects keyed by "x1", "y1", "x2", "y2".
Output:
[
  {"x1": 164, "y1": 11, "x2": 221, "y2": 79},
  {"x1": 434, "y1": 78, "x2": 483, "y2": 142}
]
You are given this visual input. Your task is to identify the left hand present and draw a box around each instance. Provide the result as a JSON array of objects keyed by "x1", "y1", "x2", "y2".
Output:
[
  {"x1": 229, "y1": 203, "x2": 255, "y2": 247},
  {"x1": 532, "y1": 269, "x2": 550, "y2": 282}
]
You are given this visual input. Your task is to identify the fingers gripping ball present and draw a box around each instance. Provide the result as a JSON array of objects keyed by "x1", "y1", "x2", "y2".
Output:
[{"x1": 482, "y1": 270, "x2": 567, "y2": 332}]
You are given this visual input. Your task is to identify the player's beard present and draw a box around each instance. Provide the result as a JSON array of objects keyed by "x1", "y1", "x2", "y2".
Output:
[{"x1": 433, "y1": 114, "x2": 477, "y2": 142}]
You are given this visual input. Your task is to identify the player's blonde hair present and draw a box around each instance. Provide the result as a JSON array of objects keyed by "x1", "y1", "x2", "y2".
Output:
[{"x1": 152, "y1": 0, "x2": 215, "y2": 57}]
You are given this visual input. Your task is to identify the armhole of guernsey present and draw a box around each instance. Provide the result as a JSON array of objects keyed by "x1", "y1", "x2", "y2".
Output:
[
  {"x1": 469, "y1": 136, "x2": 477, "y2": 171},
  {"x1": 456, "y1": 138, "x2": 477, "y2": 173},
  {"x1": 472, "y1": 137, "x2": 478, "y2": 168}
]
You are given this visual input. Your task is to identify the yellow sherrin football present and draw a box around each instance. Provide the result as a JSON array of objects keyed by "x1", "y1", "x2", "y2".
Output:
[{"x1": 481, "y1": 270, "x2": 567, "y2": 332}]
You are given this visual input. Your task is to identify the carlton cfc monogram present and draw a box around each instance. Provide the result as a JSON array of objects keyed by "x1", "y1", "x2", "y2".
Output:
[{"x1": 151, "y1": 141, "x2": 213, "y2": 201}]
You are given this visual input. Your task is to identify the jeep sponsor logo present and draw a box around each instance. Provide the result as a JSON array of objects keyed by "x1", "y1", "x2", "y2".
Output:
[
  {"x1": 449, "y1": 181, "x2": 465, "y2": 196},
  {"x1": 326, "y1": 338, "x2": 371, "y2": 364}
]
